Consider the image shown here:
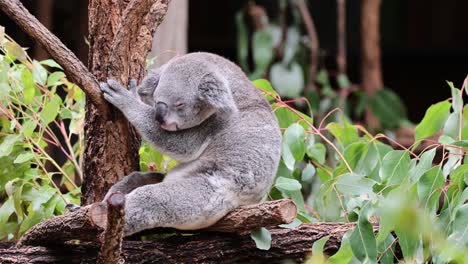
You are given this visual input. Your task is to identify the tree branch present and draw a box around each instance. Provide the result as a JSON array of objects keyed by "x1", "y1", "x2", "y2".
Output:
[
  {"x1": 18, "y1": 199, "x2": 297, "y2": 246},
  {"x1": 294, "y1": 0, "x2": 319, "y2": 92},
  {"x1": 2, "y1": 222, "x2": 370, "y2": 263},
  {"x1": 97, "y1": 193, "x2": 126, "y2": 264},
  {"x1": 0, "y1": 0, "x2": 108, "y2": 114}
]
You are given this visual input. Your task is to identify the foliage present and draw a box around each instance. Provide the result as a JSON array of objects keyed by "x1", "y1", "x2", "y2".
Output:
[
  {"x1": 255, "y1": 77, "x2": 468, "y2": 263},
  {"x1": 235, "y1": 2, "x2": 409, "y2": 130},
  {"x1": 0, "y1": 30, "x2": 82, "y2": 240}
]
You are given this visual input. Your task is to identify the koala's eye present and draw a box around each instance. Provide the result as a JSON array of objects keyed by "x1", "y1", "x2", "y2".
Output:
[{"x1": 174, "y1": 102, "x2": 185, "y2": 109}]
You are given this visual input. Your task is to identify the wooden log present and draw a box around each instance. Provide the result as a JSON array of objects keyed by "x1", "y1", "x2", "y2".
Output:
[
  {"x1": 0, "y1": 222, "x2": 363, "y2": 264},
  {"x1": 19, "y1": 199, "x2": 297, "y2": 246},
  {"x1": 97, "y1": 193, "x2": 126, "y2": 264}
]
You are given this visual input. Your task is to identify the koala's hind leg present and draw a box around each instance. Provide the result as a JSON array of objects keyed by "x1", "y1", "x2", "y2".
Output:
[
  {"x1": 123, "y1": 177, "x2": 235, "y2": 236},
  {"x1": 103, "y1": 172, "x2": 165, "y2": 202}
]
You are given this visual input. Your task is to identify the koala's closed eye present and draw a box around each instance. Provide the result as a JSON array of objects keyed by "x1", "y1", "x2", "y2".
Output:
[{"x1": 174, "y1": 101, "x2": 185, "y2": 109}]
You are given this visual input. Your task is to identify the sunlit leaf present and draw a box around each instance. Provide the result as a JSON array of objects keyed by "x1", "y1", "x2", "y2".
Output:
[
  {"x1": 283, "y1": 123, "x2": 306, "y2": 161},
  {"x1": 270, "y1": 62, "x2": 304, "y2": 98},
  {"x1": 415, "y1": 100, "x2": 451, "y2": 142},
  {"x1": 13, "y1": 152, "x2": 34, "y2": 164},
  {"x1": 21, "y1": 68, "x2": 35, "y2": 104}
]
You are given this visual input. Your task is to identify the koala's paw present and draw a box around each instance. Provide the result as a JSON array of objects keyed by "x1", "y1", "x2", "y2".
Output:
[{"x1": 100, "y1": 79, "x2": 132, "y2": 109}]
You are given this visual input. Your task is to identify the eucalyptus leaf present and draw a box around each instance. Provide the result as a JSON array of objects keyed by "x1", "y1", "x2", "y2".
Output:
[
  {"x1": 275, "y1": 176, "x2": 302, "y2": 192},
  {"x1": 379, "y1": 150, "x2": 410, "y2": 185},
  {"x1": 415, "y1": 100, "x2": 451, "y2": 142},
  {"x1": 283, "y1": 123, "x2": 306, "y2": 161},
  {"x1": 250, "y1": 227, "x2": 272, "y2": 250},
  {"x1": 350, "y1": 213, "x2": 377, "y2": 263},
  {"x1": 269, "y1": 62, "x2": 304, "y2": 98},
  {"x1": 39, "y1": 94, "x2": 62, "y2": 125}
]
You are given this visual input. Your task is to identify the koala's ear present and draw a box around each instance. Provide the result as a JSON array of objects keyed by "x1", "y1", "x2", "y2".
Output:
[
  {"x1": 198, "y1": 73, "x2": 238, "y2": 115},
  {"x1": 137, "y1": 68, "x2": 161, "y2": 98}
]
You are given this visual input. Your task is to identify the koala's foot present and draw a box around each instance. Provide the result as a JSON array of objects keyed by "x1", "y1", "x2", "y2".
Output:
[
  {"x1": 123, "y1": 177, "x2": 236, "y2": 236},
  {"x1": 103, "y1": 171, "x2": 165, "y2": 202}
]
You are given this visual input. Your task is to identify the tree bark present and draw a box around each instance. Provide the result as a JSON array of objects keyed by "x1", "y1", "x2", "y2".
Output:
[
  {"x1": 1, "y1": 222, "x2": 364, "y2": 263},
  {"x1": 336, "y1": 0, "x2": 347, "y2": 75},
  {"x1": 97, "y1": 193, "x2": 126, "y2": 264},
  {"x1": 82, "y1": 0, "x2": 170, "y2": 205},
  {"x1": 18, "y1": 199, "x2": 297, "y2": 246},
  {"x1": 361, "y1": 0, "x2": 383, "y2": 128}
]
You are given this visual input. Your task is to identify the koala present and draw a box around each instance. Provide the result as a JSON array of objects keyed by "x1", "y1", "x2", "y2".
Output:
[{"x1": 100, "y1": 52, "x2": 282, "y2": 236}]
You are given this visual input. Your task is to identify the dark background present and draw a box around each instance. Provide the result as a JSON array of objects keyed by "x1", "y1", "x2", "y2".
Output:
[{"x1": 1, "y1": 0, "x2": 467, "y2": 122}]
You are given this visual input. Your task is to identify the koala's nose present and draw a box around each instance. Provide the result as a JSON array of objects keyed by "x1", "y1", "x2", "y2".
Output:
[{"x1": 155, "y1": 102, "x2": 168, "y2": 123}]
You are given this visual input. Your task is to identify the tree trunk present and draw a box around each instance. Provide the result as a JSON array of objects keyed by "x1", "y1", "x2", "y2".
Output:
[
  {"x1": 361, "y1": 0, "x2": 383, "y2": 129},
  {"x1": 82, "y1": 0, "x2": 170, "y2": 204}
]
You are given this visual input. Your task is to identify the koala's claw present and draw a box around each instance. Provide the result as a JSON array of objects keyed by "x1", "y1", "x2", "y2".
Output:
[{"x1": 128, "y1": 79, "x2": 138, "y2": 91}]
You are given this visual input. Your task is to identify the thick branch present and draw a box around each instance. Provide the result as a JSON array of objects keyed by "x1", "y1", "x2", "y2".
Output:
[
  {"x1": 97, "y1": 193, "x2": 126, "y2": 264},
  {"x1": 0, "y1": 0, "x2": 108, "y2": 114},
  {"x1": 19, "y1": 199, "x2": 297, "y2": 246},
  {"x1": 1, "y1": 222, "x2": 367, "y2": 263}
]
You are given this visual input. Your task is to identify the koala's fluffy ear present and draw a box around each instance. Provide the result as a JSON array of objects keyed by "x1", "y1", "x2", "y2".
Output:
[
  {"x1": 137, "y1": 68, "x2": 161, "y2": 105},
  {"x1": 198, "y1": 72, "x2": 238, "y2": 115}
]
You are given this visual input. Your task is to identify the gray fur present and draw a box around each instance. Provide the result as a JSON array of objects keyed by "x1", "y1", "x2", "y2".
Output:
[{"x1": 100, "y1": 52, "x2": 282, "y2": 236}]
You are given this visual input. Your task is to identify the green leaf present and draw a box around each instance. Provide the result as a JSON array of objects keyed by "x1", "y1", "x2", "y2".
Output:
[
  {"x1": 302, "y1": 164, "x2": 316, "y2": 182},
  {"x1": 449, "y1": 204, "x2": 468, "y2": 248},
  {"x1": 338, "y1": 142, "x2": 368, "y2": 173},
  {"x1": 328, "y1": 232, "x2": 353, "y2": 264},
  {"x1": 282, "y1": 27, "x2": 300, "y2": 65},
  {"x1": 0, "y1": 135, "x2": 21, "y2": 158},
  {"x1": 410, "y1": 148, "x2": 436, "y2": 181},
  {"x1": 327, "y1": 122, "x2": 359, "y2": 148},
  {"x1": 250, "y1": 227, "x2": 272, "y2": 250},
  {"x1": 40, "y1": 59, "x2": 63, "y2": 70},
  {"x1": 21, "y1": 68, "x2": 35, "y2": 104},
  {"x1": 269, "y1": 62, "x2": 304, "y2": 98},
  {"x1": 235, "y1": 12, "x2": 249, "y2": 71},
  {"x1": 4, "y1": 41, "x2": 27, "y2": 62},
  {"x1": 0, "y1": 83, "x2": 11, "y2": 98},
  {"x1": 46, "y1": 71, "x2": 65, "y2": 87},
  {"x1": 20, "y1": 120, "x2": 37, "y2": 138},
  {"x1": 0, "y1": 198, "x2": 15, "y2": 224},
  {"x1": 312, "y1": 235, "x2": 330, "y2": 257},
  {"x1": 306, "y1": 142, "x2": 326, "y2": 164},
  {"x1": 32, "y1": 60, "x2": 47, "y2": 85},
  {"x1": 252, "y1": 29, "x2": 273, "y2": 76},
  {"x1": 378, "y1": 234, "x2": 396, "y2": 264},
  {"x1": 335, "y1": 173, "x2": 375, "y2": 196},
  {"x1": 418, "y1": 166, "x2": 445, "y2": 212},
  {"x1": 281, "y1": 143, "x2": 295, "y2": 171},
  {"x1": 379, "y1": 150, "x2": 410, "y2": 185},
  {"x1": 275, "y1": 176, "x2": 302, "y2": 192},
  {"x1": 447, "y1": 81, "x2": 463, "y2": 113},
  {"x1": 395, "y1": 227, "x2": 420, "y2": 260},
  {"x1": 443, "y1": 113, "x2": 460, "y2": 139},
  {"x1": 350, "y1": 213, "x2": 377, "y2": 263},
  {"x1": 13, "y1": 152, "x2": 34, "y2": 163},
  {"x1": 415, "y1": 100, "x2": 451, "y2": 142},
  {"x1": 369, "y1": 89, "x2": 407, "y2": 129},
  {"x1": 283, "y1": 123, "x2": 306, "y2": 161},
  {"x1": 337, "y1": 74, "x2": 351, "y2": 89},
  {"x1": 252, "y1": 79, "x2": 278, "y2": 102},
  {"x1": 39, "y1": 94, "x2": 62, "y2": 125}
]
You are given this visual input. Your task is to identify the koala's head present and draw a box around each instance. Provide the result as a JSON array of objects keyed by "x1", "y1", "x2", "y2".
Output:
[{"x1": 137, "y1": 55, "x2": 238, "y2": 131}]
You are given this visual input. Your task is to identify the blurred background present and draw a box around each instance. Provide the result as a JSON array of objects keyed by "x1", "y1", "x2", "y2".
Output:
[{"x1": 1, "y1": 0, "x2": 467, "y2": 123}]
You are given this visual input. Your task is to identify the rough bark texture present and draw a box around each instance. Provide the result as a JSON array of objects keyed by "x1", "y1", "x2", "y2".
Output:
[
  {"x1": 0, "y1": 222, "x2": 364, "y2": 263},
  {"x1": 97, "y1": 193, "x2": 126, "y2": 264},
  {"x1": 361, "y1": 0, "x2": 383, "y2": 128},
  {"x1": 0, "y1": 0, "x2": 107, "y2": 114},
  {"x1": 18, "y1": 199, "x2": 297, "y2": 246},
  {"x1": 82, "y1": 0, "x2": 170, "y2": 205}
]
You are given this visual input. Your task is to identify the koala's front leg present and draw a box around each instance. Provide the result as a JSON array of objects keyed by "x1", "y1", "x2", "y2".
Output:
[{"x1": 102, "y1": 171, "x2": 165, "y2": 202}]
